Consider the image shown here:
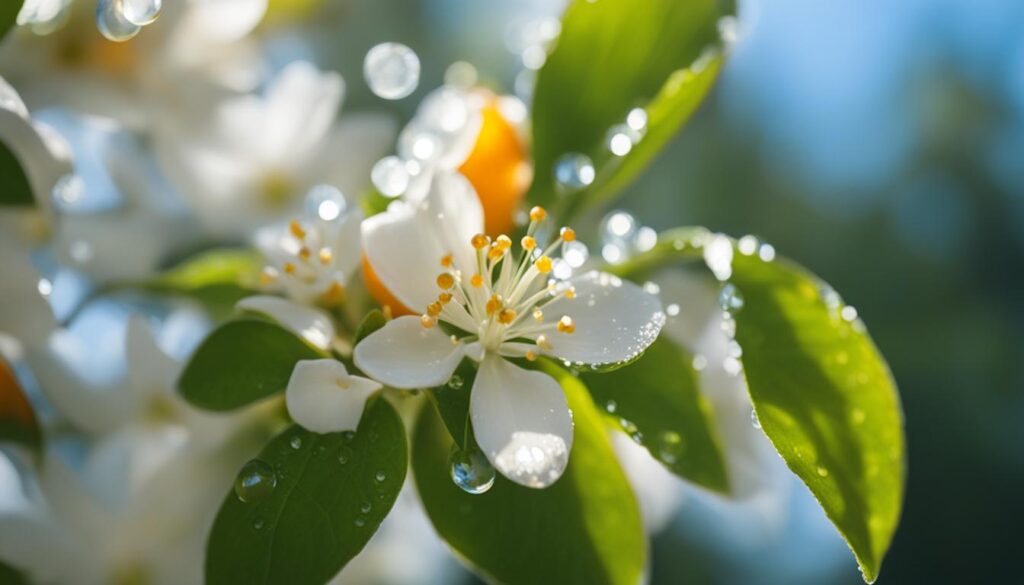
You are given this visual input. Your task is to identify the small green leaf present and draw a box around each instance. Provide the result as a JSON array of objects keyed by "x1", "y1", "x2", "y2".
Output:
[
  {"x1": 0, "y1": 1, "x2": 23, "y2": 41},
  {"x1": 582, "y1": 336, "x2": 729, "y2": 493},
  {"x1": 145, "y1": 248, "x2": 262, "y2": 312},
  {"x1": 353, "y1": 310, "x2": 386, "y2": 344},
  {"x1": 729, "y1": 253, "x2": 904, "y2": 583},
  {"x1": 413, "y1": 362, "x2": 645, "y2": 585},
  {"x1": 0, "y1": 140, "x2": 35, "y2": 208},
  {"x1": 206, "y1": 399, "x2": 407, "y2": 585},
  {"x1": 179, "y1": 319, "x2": 325, "y2": 411},
  {"x1": 426, "y1": 359, "x2": 474, "y2": 449},
  {"x1": 530, "y1": 0, "x2": 734, "y2": 219},
  {"x1": 0, "y1": 358, "x2": 41, "y2": 450}
]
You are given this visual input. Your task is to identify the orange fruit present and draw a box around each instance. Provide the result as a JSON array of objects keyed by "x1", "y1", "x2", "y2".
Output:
[{"x1": 361, "y1": 254, "x2": 415, "y2": 317}]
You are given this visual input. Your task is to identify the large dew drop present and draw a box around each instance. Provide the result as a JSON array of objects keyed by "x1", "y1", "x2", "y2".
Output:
[
  {"x1": 448, "y1": 446, "x2": 496, "y2": 495},
  {"x1": 553, "y1": 153, "x2": 595, "y2": 192},
  {"x1": 371, "y1": 156, "x2": 410, "y2": 198},
  {"x1": 234, "y1": 459, "x2": 277, "y2": 504},
  {"x1": 120, "y1": 0, "x2": 162, "y2": 26},
  {"x1": 364, "y1": 43, "x2": 421, "y2": 100},
  {"x1": 96, "y1": 0, "x2": 141, "y2": 42}
]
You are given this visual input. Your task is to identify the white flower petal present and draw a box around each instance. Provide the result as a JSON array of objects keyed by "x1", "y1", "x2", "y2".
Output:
[
  {"x1": 313, "y1": 113, "x2": 397, "y2": 200},
  {"x1": 263, "y1": 62, "x2": 344, "y2": 166},
  {"x1": 182, "y1": 0, "x2": 268, "y2": 43},
  {"x1": 124, "y1": 316, "x2": 179, "y2": 399},
  {"x1": 361, "y1": 171, "x2": 483, "y2": 310},
  {"x1": 542, "y1": 271, "x2": 665, "y2": 367},
  {"x1": 0, "y1": 81, "x2": 73, "y2": 209},
  {"x1": 470, "y1": 355, "x2": 573, "y2": 488},
  {"x1": 235, "y1": 295, "x2": 334, "y2": 350},
  {"x1": 353, "y1": 316, "x2": 463, "y2": 389},
  {"x1": 286, "y1": 359, "x2": 381, "y2": 433}
]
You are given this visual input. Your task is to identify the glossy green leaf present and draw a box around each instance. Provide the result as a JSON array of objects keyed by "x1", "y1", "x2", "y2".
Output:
[
  {"x1": 0, "y1": 1, "x2": 22, "y2": 41},
  {"x1": 582, "y1": 336, "x2": 729, "y2": 493},
  {"x1": 206, "y1": 399, "x2": 407, "y2": 585},
  {"x1": 353, "y1": 309, "x2": 386, "y2": 344},
  {"x1": 426, "y1": 359, "x2": 474, "y2": 449},
  {"x1": 0, "y1": 140, "x2": 35, "y2": 208},
  {"x1": 179, "y1": 319, "x2": 325, "y2": 411},
  {"x1": 146, "y1": 248, "x2": 262, "y2": 311},
  {"x1": 729, "y1": 252, "x2": 904, "y2": 583},
  {"x1": 530, "y1": 0, "x2": 734, "y2": 218},
  {"x1": 413, "y1": 362, "x2": 645, "y2": 585}
]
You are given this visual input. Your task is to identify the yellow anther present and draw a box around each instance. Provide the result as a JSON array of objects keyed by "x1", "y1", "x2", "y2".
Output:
[
  {"x1": 557, "y1": 315, "x2": 576, "y2": 334},
  {"x1": 536, "y1": 335, "x2": 552, "y2": 350},
  {"x1": 498, "y1": 308, "x2": 517, "y2": 324},
  {"x1": 437, "y1": 273, "x2": 455, "y2": 289},
  {"x1": 525, "y1": 350, "x2": 537, "y2": 361},
  {"x1": 427, "y1": 302, "x2": 443, "y2": 317},
  {"x1": 565, "y1": 287, "x2": 576, "y2": 299},
  {"x1": 486, "y1": 294, "x2": 502, "y2": 315},
  {"x1": 529, "y1": 206, "x2": 547, "y2": 222},
  {"x1": 440, "y1": 254, "x2": 453, "y2": 268},
  {"x1": 488, "y1": 246, "x2": 505, "y2": 260},
  {"x1": 289, "y1": 219, "x2": 306, "y2": 239},
  {"x1": 298, "y1": 247, "x2": 311, "y2": 261},
  {"x1": 318, "y1": 248, "x2": 333, "y2": 264},
  {"x1": 533, "y1": 309, "x2": 544, "y2": 322},
  {"x1": 521, "y1": 236, "x2": 537, "y2": 250},
  {"x1": 283, "y1": 262, "x2": 296, "y2": 275},
  {"x1": 535, "y1": 256, "x2": 553, "y2": 274},
  {"x1": 471, "y1": 233, "x2": 490, "y2": 249},
  {"x1": 560, "y1": 227, "x2": 576, "y2": 242},
  {"x1": 420, "y1": 315, "x2": 436, "y2": 328},
  {"x1": 470, "y1": 274, "x2": 484, "y2": 288},
  {"x1": 495, "y1": 234, "x2": 512, "y2": 250},
  {"x1": 438, "y1": 292, "x2": 453, "y2": 304},
  {"x1": 322, "y1": 282, "x2": 345, "y2": 304}
]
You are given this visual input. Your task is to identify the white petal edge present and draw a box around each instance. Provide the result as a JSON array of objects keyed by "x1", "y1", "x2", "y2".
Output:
[
  {"x1": 470, "y1": 355, "x2": 573, "y2": 488},
  {"x1": 353, "y1": 316, "x2": 464, "y2": 389},
  {"x1": 542, "y1": 271, "x2": 665, "y2": 367},
  {"x1": 286, "y1": 359, "x2": 381, "y2": 433},
  {"x1": 236, "y1": 295, "x2": 334, "y2": 351}
]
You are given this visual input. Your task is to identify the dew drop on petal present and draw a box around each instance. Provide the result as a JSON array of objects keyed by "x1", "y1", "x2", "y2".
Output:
[
  {"x1": 234, "y1": 459, "x2": 277, "y2": 504},
  {"x1": 626, "y1": 107, "x2": 648, "y2": 133},
  {"x1": 666, "y1": 303, "x2": 680, "y2": 317},
  {"x1": 364, "y1": 42, "x2": 420, "y2": 100},
  {"x1": 371, "y1": 156, "x2": 410, "y2": 198},
  {"x1": 448, "y1": 446, "x2": 496, "y2": 495},
  {"x1": 553, "y1": 153, "x2": 595, "y2": 192},
  {"x1": 750, "y1": 409, "x2": 761, "y2": 429},
  {"x1": 718, "y1": 283, "x2": 744, "y2": 312},
  {"x1": 96, "y1": 0, "x2": 141, "y2": 42},
  {"x1": 119, "y1": 0, "x2": 161, "y2": 26}
]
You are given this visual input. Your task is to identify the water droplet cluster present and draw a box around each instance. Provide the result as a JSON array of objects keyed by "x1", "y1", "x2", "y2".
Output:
[{"x1": 95, "y1": 0, "x2": 162, "y2": 42}]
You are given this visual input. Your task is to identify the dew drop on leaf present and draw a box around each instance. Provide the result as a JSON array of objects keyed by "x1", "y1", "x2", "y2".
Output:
[
  {"x1": 234, "y1": 459, "x2": 277, "y2": 504},
  {"x1": 448, "y1": 445, "x2": 496, "y2": 495}
]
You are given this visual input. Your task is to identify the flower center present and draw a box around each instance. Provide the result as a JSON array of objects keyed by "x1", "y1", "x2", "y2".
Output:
[
  {"x1": 419, "y1": 206, "x2": 579, "y2": 358},
  {"x1": 261, "y1": 218, "x2": 346, "y2": 305}
]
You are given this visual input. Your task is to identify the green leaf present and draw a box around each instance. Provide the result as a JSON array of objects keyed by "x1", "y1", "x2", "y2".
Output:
[
  {"x1": 206, "y1": 399, "x2": 407, "y2": 585},
  {"x1": 0, "y1": 1, "x2": 22, "y2": 41},
  {"x1": 413, "y1": 362, "x2": 645, "y2": 585},
  {"x1": 179, "y1": 319, "x2": 326, "y2": 411},
  {"x1": 353, "y1": 309, "x2": 386, "y2": 344},
  {"x1": 0, "y1": 560, "x2": 29, "y2": 585},
  {"x1": 581, "y1": 336, "x2": 729, "y2": 493},
  {"x1": 530, "y1": 0, "x2": 734, "y2": 219},
  {"x1": 0, "y1": 139, "x2": 35, "y2": 208},
  {"x1": 729, "y1": 253, "x2": 904, "y2": 583},
  {"x1": 0, "y1": 357, "x2": 41, "y2": 450},
  {"x1": 146, "y1": 248, "x2": 262, "y2": 311},
  {"x1": 426, "y1": 359, "x2": 474, "y2": 449}
]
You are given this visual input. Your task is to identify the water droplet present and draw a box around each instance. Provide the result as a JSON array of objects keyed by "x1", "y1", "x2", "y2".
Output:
[
  {"x1": 841, "y1": 305, "x2": 859, "y2": 322},
  {"x1": 605, "y1": 399, "x2": 618, "y2": 414},
  {"x1": 304, "y1": 184, "x2": 346, "y2": 221},
  {"x1": 36, "y1": 278, "x2": 52, "y2": 298},
  {"x1": 601, "y1": 210, "x2": 636, "y2": 241},
  {"x1": 354, "y1": 517, "x2": 367, "y2": 527},
  {"x1": 444, "y1": 60, "x2": 478, "y2": 88},
  {"x1": 720, "y1": 314, "x2": 736, "y2": 338},
  {"x1": 666, "y1": 303, "x2": 680, "y2": 317},
  {"x1": 562, "y1": 240, "x2": 589, "y2": 268},
  {"x1": 626, "y1": 108, "x2": 648, "y2": 133},
  {"x1": 606, "y1": 124, "x2": 637, "y2": 156},
  {"x1": 553, "y1": 153, "x2": 595, "y2": 192},
  {"x1": 374, "y1": 470, "x2": 387, "y2": 483},
  {"x1": 619, "y1": 418, "x2": 638, "y2": 435},
  {"x1": 633, "y1": 226, "x2": 657, "y2": 252},
  {"x1": 290, "y1": 436, "x2": 303, "y2": 450},
  {"x1": 370, "y1": 156, "x2": 409, "y2": 198},
  {"x1": 337, "y1": 446, "x2": 352, "y2": 465},
  {"x1": 448, "y1": 446, "x2": 496, "y2": 495},
  {"x1": 360, "y1": 502, "x2": 372, "y2": 514},
  {"x1": 816, "y1": 465, "x2": 829, "y2": 477},
  {"x1": 341, "y1": 430, "x2": 356, "y2": 442},
  {"x1": 601, "y1": 242, "x2": 626, "y2": 264},
  {"x1": 703, "y1": 234, "x2": 734, "y2": 281},
  {"x1": 630, "y1": 431, "x2": 644, "y2": 444},
  {"x1": 52, "y1": 174, "x2": 84, "y2": 205},
  {"x1": 692, "y1": 354, "x2": 707, "y2": 370},
  {"x1": 447, "y1": 374, "x2": 464, "y2": 390},
  {"x1": 119, "y1": 0, "x2": 161, "y2": 26},
  {"x1": 718, "y1": 283, "x2": 744, "y2": 312},
  {"x1": 737, "y1": 234, "x2": 759, "y2": 256},
  {"x1": 758, "y1": 243, "x2": 776, "y2": 262},
  {"x1": 750, "y1": 409, "x2": 761, "y2": 429},
  {"x1": 96, "y1": 0, "x2": 141, "y2": 41},
  {"x1": 364, "y1": 42, "x2": 420, "y2": 100},
  {"x1": 234, "y1": 459, "x2": 277, "y2": 504},
  {"x1": 658, "y1": 431, "x2": 685, "y2": 464}
]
